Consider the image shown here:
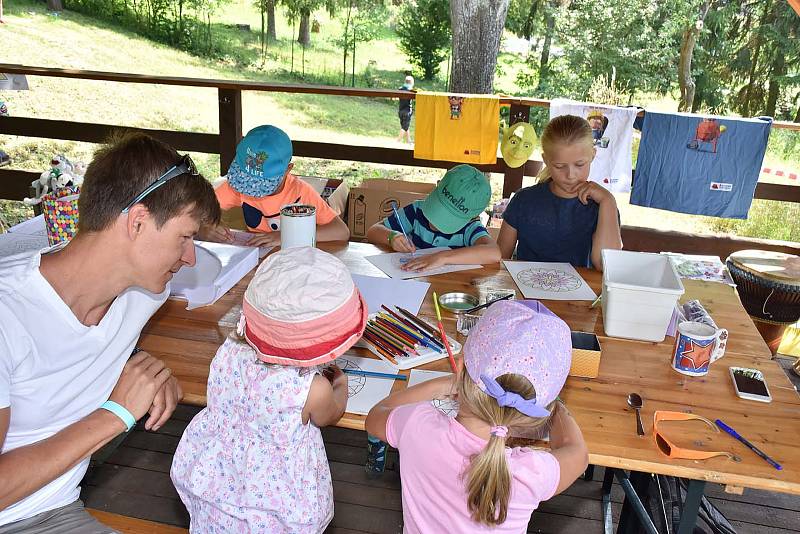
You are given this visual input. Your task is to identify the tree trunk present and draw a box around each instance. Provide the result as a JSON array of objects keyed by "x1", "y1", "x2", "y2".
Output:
[
  {"x1": 449, "y1": 0, "x2": 511, "y2": 93},
  {"x1": 678, "y1": 0, "x2": 711, "y2": 112},
  {"x1": 260, "y1": 1, "x2": 266, "y2": 59},
  {"x1": 536, "y1": 7, "x2": 555, "y2": 92},
  {"x1": 298, "y1": 12, "x2": 311, "y2": 46},
  {"x1": 46, "y1": 0, "x2": 63, "y2": 11},
  {"x1": 267, "y1": 0, "x2": 276, "y2": 42},
  {"x1": 765, "y1": 47, "x2": 784, "y2": 118},
  {"x1": 522, "y1": 0, "x2": 541, "y2": 40},
  {"x1": 342, "y1": 1, "x2": 353, "y2": 86},
  {"x1": 742, "y1": 0, "x2": 772, "y2": 116}
]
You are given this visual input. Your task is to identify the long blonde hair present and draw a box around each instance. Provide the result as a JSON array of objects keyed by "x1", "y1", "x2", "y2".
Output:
[
  {"x1": 458, "y1": 370, "x2": 554, "y2": 526},
  {"x1": 536, "y1": 114, "x2": 594, "y2": 184}
]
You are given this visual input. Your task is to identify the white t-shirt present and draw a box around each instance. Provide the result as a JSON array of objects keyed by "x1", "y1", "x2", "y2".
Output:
[{"x1": 0, "y1": 248, "x2": 168, "y2": 525}]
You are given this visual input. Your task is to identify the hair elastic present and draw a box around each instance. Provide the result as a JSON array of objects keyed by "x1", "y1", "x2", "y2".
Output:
[{"x1": 490, "y1": 425, "x2": 509, "y2": 438}]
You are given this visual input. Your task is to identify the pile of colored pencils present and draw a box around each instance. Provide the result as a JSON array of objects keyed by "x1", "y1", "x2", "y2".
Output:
[{"x1": 362, "y1": 305, "x2": 447, "y2": 364}]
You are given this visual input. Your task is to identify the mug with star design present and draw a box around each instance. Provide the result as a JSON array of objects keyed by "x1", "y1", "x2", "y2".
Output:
[{"x1": 671, "y1": 321, "x2": 725, "y2": 377}]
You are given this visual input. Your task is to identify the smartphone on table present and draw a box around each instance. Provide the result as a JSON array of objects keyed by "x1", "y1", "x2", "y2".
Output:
[{"x1": 729, "y1": 367, "x2": 772, "y2": 403}]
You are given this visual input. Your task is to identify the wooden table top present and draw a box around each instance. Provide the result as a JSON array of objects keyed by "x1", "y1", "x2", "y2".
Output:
[{"x1": 140, "y1": 241, "x2": 800, "y2": 495}]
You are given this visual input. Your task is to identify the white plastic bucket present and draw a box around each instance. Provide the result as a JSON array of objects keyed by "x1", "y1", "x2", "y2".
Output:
[
  {"x1": 601, "y1": 249, "x2": 685, "y2": 342},
  {"x1": 280, "y1": 204, "x2": 316, "y2": 249}
]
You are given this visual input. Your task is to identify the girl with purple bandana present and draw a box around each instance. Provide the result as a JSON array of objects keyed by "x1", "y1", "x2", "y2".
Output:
[{"x1": 366, "y1": 300, "x2": 588, "y2": 532}]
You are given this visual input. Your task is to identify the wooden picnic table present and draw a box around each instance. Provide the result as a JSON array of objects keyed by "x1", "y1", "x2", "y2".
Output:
[{"x1": 139, "y1": 241, "x2": 800, "y2": 499}]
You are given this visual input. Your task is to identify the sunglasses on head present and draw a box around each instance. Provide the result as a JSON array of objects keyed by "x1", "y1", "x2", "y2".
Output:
[
  {"x1": 653, "y1": 411, "x2": 738, "y2": 461},
  {"x1": 121, "y1": 154, "x2": 199, "y2": 213}
]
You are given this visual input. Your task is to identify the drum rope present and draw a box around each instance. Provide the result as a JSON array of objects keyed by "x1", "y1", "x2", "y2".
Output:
[{"x1": 762, "y1": 288, "x2": 776, "y2": 320}]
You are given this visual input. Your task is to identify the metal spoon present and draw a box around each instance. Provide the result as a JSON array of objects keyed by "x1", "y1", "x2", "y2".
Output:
[{"x1": 627, "y1": 393, "x2": 645, "y2": 436}]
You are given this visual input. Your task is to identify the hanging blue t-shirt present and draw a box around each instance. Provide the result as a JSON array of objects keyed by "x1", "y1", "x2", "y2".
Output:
[
  {"x1": 630, "y1": 112, "x2": 772, "y2": 219},
  {"x1": 503, "y1": 182, "x2": 599, "y2": 268},
  {"x1": 383, "y1": 200, "x2": 489, "y2": 249}
]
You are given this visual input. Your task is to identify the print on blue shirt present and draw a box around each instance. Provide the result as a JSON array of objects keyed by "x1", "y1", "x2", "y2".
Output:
[
  {"x1": 503, "y1": 182, "x2": 600, "y2": 268},
  {"x1": 382, "y1": 200, "x2": 489, "y2": 249}
]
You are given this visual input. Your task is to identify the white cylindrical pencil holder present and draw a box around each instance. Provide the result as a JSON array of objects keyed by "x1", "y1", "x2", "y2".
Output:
[{"x1": 280, "y1": 204, "x2": 317, "y2": 249}]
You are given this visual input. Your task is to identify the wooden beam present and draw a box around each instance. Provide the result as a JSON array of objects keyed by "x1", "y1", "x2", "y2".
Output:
[
  {"x1": 217, "y1": 88, "x2": 242, "y2": 175},
  {"x1": 754, "y1": 182, "x2": 800, "y2": 202},
  {"x1": 0, "y1": 169, "x2": 39, "y2": 201},
  {"x1": 0, "y1": 117, "x2": 218, "y2": 153}
]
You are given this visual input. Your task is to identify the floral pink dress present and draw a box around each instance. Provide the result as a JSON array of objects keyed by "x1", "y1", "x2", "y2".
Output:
[{"x1": 171, "y1": 338, "x2": 333, "y2": 533}]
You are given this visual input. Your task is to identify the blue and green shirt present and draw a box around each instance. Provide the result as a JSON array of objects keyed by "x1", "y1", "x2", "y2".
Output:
[{"x1": 382, "y1": 200, "x2": 489, "y2": 249}]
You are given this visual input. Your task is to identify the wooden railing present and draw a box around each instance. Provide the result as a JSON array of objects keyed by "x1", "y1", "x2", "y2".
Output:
[{"x1": 1, "y1": 63, "x2": 799, "y2": 258}]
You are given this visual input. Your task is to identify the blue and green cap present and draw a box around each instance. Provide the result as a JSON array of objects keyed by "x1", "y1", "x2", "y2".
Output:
[{"x1": 227, "y1": 125, "x2": 292, "y2": 197}]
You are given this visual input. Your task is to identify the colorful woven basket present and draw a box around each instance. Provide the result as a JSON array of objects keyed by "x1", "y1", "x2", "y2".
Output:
[{"x1": 42, "y1": 186, "x2": 80, "y2": 246}]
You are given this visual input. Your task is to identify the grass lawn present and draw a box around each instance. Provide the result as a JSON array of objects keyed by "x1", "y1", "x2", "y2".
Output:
[{"x1": 1, "y1": 0, "x2": 798, "y2": 242}]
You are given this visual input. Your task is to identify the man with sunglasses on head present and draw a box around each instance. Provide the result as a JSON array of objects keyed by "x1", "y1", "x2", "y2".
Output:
[
  {"x1": 0, "y1": 133, "x2": 220, "y2": 533},
  {"x1": 201, "y1": 124, "x2": 350, "y2": 247}
]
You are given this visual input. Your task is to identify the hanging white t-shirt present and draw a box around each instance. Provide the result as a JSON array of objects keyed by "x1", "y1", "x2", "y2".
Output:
[
  {"x1": 550, "y1": 99, "x2": 638, "y2": 193},
  {"x1": 0, "y1": 248, "x2": 168, "y2": 526}
]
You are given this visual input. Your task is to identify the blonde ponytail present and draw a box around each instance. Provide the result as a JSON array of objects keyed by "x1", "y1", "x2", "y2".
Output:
[
  {"x1": 537, "y1": 114, "x2": 594, "y2": 184},
  {"x1": 458, "y1": 371, "x2": 552, "y2": 526}
]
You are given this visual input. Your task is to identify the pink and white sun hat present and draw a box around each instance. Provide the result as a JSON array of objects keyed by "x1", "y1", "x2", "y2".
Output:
[
  {"x1": 239, "y1": 247, "x2": 367, "y2": 367},
  {"x1": 463, "y1": 300, "x2": 571, "y2": 418}
]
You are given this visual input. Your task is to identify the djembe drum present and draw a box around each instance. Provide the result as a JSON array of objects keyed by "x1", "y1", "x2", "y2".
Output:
[{"x1": 726, "y1": 250, "x2": 800, "y2": 354}]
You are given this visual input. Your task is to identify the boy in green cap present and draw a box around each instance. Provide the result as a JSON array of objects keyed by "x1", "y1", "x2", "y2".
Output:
[{"x1": 367, "y1": 164, "x2": 501, "y2": 271}]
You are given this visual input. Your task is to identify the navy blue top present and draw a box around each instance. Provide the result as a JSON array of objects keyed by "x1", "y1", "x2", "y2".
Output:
[
  {"x1": 383, "y1": 200, "x2": 489, "y2": 250},
  {"x1": 503, "y1": 182, "x2": 599, "y2": 268}
]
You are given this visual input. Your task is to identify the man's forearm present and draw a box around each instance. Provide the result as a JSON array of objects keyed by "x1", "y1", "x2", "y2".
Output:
[{"x1": 0, "y1": 410, "x2": 125, "y2": 510}]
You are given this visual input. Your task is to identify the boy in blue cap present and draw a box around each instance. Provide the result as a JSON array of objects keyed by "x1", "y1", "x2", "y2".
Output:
[
  {"x1": 367, "y1": 164, "x2": 501, "y2": 271},
  {"x1": 203, "y1": 125, "x2": 350, "y2": 246}
]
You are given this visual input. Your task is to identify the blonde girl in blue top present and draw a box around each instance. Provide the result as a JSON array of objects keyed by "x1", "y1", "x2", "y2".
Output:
[{"x1": 498, "y1": 115, "x2": 622, "y2": 270}]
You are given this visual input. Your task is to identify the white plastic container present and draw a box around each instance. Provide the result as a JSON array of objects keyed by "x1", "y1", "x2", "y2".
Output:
[
  {"x1": 280, "y1": 204, "x2": 316, "y2": 249},
  {"x1": 601, "y1": 249, "x2": 685, "y2": 342}
]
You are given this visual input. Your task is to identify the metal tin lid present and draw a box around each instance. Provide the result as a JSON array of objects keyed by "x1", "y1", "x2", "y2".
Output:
[{"x1": 727, "y1": 249, "x2": 800, "y2": 286}]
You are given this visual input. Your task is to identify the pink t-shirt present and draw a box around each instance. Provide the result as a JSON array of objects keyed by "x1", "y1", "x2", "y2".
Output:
[{"x1": 386, "y1": 402, "x2": 560, "y2": 534}]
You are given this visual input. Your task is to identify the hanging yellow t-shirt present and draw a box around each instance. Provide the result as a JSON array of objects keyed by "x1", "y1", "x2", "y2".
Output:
[{"x1": 413, "y1": 92, "x2": 500, "y2": 165}]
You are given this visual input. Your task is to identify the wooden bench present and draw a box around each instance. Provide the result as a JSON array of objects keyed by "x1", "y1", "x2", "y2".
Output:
[{"x1": 87, "y1": 509, "x2": 188, "y2": 534}]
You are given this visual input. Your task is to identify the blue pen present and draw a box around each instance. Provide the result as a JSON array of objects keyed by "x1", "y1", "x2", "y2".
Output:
[
  {"x1": 342, "y1": 368, "x2": 408, "y2": 381},
  {"x1": 715, "y1": 419, "x2": 782, "y2": 470},
  {"x1": 391, "y1": 202, "x2": 414, "y2": 255}
]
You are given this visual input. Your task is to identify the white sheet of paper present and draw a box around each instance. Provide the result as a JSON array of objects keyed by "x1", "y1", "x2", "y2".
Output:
[
  {"x1": 408, "y1": 370, "x2": 452, "y2": 388},
  {"x1": 7, "y1": 215, "x2": 47, "y2": 237},
  {"x1": 337, "y1": 355, "x2": 398, "y2": 415},
  {"x1": 0, "y1": 232, "x2": 49, "y2": 259},
  {"x1": 352, "y1": 274, "x2": 430, "y2": 315},
  {"x1": 365, "y1": 247, "x2": 481, "y2": 280},
  {"x1": 170, "y1": 241, "x2": 259, "y2": 309},
  {"x1": 503, "y1": 260, "x2": 597, "y2": 301},
  {"x1": 229, "y1": 229, "x2": 274, "y2": 258}
]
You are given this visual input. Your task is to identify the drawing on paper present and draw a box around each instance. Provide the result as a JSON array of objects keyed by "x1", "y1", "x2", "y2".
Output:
[
  {"x1": 516, "y1": 268, "x2": 582, "y2": 292},
  {"x1": 338, "y1": 357, "x2": 367, "y2": 398},
  {"x1": 431, "y1": 397, "x2": 459, "y2": 418}
]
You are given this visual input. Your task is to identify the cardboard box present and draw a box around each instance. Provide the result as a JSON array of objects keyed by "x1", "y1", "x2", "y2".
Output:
[
  {"x1": 570, "y1": 332, "x2": 602, "y2": 378},
  {"x1": 347, "y1": 179, "x2": 435, "y2": 242}
]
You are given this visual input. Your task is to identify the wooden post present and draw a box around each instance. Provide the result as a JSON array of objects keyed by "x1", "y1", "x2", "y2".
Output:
[
  {"x1": 502, "y1": 103, "x2": 530, "y2": 198},
  {"x1": 218, "y1": 88, "x2": 242, "y2": 175}
]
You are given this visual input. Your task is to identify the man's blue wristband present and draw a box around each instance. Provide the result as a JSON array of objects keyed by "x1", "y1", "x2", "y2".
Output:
[{"x1": 100, "y1": 401, "x2": 136, "y2": 432}]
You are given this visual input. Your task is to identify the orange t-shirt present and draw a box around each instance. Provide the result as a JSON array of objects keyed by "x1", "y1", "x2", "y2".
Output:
[{"x1": 215, "y1": 173, "x2": 337, "y2": 233}]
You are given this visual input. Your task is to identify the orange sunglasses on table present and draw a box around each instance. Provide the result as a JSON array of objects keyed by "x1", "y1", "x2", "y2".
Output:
[{"x1": 653, "y1": 411, "x2": 739, "y2": 461}]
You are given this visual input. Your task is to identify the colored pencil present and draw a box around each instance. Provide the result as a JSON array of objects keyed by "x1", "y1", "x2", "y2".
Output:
[
  {"x1": 366, "y1": 323, "x2": 417, "y2": 356},
  {"x1": 375, "y1": 316, "x2": 419, "y2": 345},
  {"x1": 396, "y1": 306, "x2": 441, "y2": 339},
  {"x1": 379, "y1": 314, "x2": 438, "y2": 350},
  {"x1": 379, "y1": 306, "x2": 443, "y2": 349},
  {"x1": 715, "y1": 419, "x2": 782, "y2": 470},
  {"x1": 362, "y1": 332, "x2": 400, "y2": 363},
  {"x1": 432, "y1": 292, "x2": 458, "y2": 373},
  {"x1": 464, "y1": 292, "x2": 514, "y2": 314},
  {"x1": 365, "y1": 324, "x2": 407, "y2": 354},
  {"x1": 391, "y1": 202, "x2": 414, "y2": 255},
  {"x1": 368, "y1": 321, "x2": 419, "y2": 355},
  {"x1": 343, "y1": 368, "x2": 407, "y2": 381}
]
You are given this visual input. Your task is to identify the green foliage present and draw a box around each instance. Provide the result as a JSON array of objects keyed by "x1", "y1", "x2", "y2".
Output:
[
  {"x1": 64, "y1": 0, "x2": 232, "y2": 58},
  {"x1": 396, "y1": 0, "x2": 450, "y2": 80}
]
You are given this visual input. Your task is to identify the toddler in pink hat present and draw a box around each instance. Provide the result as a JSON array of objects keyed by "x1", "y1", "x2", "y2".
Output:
[
  {"x1": 366, "y1": 300, "x2": 588, "y2": 533},
  {"x1": 171, "y1": 247, "x2": 367, "y2": 533}
]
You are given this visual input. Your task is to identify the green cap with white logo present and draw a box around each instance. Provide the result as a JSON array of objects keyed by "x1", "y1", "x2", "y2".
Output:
[{"x1": 420, "y1": 164, "x2": 491, "y2": 234}]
